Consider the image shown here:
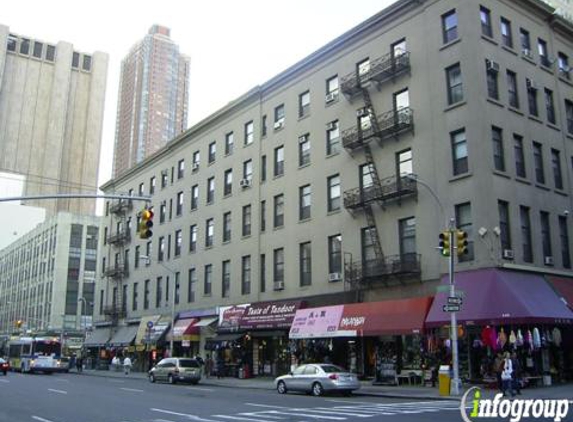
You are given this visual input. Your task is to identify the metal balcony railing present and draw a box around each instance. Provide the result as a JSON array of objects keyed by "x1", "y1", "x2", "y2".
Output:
[
  {"x1": 109, "y1": 198, "x2": 133, "y2": 215},
  {"x1": 103, "y1": 263, "x2": 129, "y2": 279},
  {"x1": 343, "y1": 175, "x2": 417, "y2": 210},
  {"x1": 103, "y1": 305, "x2": 126, "y2": 319},
  {"x1": 340, "y1": 51, "x2": 411, "y2": 98},
  {"x1": 345, "y1": 253, "x2": 421, "y2": 286},
  {"x1": 341, "y1": 107, "x2": 414, "y2": 151},
  {"x1": 106, "y1": 229, "x2": 131, "y2": 245}
]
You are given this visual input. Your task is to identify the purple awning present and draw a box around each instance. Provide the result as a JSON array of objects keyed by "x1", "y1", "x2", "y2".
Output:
[{"x1": 426, "y1": 268, "x2": 573, "y2": 327}]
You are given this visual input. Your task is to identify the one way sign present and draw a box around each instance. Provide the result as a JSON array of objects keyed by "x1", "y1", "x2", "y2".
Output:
[{"x1": 443, "y1": 304, "x2": 461, "y2": 312}]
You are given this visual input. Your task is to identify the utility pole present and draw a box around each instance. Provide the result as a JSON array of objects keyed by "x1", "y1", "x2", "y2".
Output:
[{"x1": 448, "y1": 217, "x2": 461, "y2": 396}]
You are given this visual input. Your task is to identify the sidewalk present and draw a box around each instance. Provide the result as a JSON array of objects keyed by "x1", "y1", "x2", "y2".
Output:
[{"x1": 75, "y1": 368, "x2": 573, "y2": 401}]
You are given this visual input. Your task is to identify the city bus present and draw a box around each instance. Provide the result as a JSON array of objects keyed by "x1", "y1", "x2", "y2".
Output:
[{"x1": 7, "y1": 336, "x2": 68, "y2": 374}]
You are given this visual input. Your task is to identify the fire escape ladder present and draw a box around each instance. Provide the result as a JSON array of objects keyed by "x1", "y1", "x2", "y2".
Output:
[
  {"x1": 361, "y1": 88, "x2": 382, "y2": 145},
  {"x1": 364, "y1": 204, "x2": 384, "y2": 262}
]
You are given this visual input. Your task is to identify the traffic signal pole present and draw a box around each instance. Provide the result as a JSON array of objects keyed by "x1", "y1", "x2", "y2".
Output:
[{"x1": 448, "y1": 217, "x2": 461, "y2": 396}]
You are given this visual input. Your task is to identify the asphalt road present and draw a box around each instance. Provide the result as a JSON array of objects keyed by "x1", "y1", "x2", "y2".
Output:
[{"x1": 0, "y1": 372, "x2": 482, "y2": 422}]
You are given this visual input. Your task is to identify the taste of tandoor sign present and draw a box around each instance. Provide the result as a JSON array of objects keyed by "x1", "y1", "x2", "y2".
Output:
[{"x1": 240, "y1": 301, "x2": 303, "y2": 330}]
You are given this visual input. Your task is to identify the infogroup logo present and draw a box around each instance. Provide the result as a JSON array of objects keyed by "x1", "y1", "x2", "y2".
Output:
[{"x1": 460, "y1": 387, "x2": 570, "y2": 422}]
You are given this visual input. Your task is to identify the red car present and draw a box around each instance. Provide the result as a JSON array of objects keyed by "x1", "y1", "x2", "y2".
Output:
[{"x1": 0, "y1": 358, "x2": 9, "y2": 375}]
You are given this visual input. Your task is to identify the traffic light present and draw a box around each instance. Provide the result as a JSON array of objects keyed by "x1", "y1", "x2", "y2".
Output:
[
  {"x1": 15, "y1": 320, "x2": 22, "y2": 328},
  {"x1": 456, "y1": 229, "x2": 469, "y2": 256},
  {"x1": 139, "y1": 208, "x2": 154, "y2": 239},
  {"x1": 439, "y1": 230, "x2": 451, "y2": 257}
]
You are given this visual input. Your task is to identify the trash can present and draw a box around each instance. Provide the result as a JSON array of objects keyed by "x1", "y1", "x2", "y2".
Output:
[{"x1": 438, "y1": 365, "x2": 451, "y2": 396}]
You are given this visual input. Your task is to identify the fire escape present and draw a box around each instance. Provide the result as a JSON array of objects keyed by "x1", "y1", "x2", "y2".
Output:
[
  {"x1": 340, "y1": 50, "x2": 420, "y2": 289},
  {"x1": 103, "y1": 198, "x2": 132, "y2": 325}
]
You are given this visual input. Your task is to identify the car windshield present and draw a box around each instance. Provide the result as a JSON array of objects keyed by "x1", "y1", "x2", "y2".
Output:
[
  {"x1": 178, "y1": 359, "x2": 200, "y2": 368},
  {"x1": 320, "y1": 365, "x2": 345, "y2": 373}
]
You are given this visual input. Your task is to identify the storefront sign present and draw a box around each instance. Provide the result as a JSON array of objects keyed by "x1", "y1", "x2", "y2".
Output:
[
  {"x1": 240, "y1": 301, "x2": 303, "y2": 329},
  {"x1": 218, "y1": 304, "x2": 250, "y2": 332},
  {"x1": 289, "y1": 305, "x2": 345, "y2": 339}
]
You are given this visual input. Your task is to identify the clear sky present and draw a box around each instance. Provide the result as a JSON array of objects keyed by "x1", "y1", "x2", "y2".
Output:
[{"x1": 2, "y1": 0, "x2": 395, "y2": 214}]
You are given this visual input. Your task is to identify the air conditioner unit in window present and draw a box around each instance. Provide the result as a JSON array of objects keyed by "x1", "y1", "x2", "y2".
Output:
[
  {"x1": 485, "y1": 59, "x2": 500, "y2": 73},
  {"x1": 273, "y1": 280, "x2": 285, "y2": 291},
  {"x1": 502, "y1": 249, "x2": 514, "y2": 260},
  {"x1": 325, "y1": 92, "x2": 338, "y2": 103},
  {"x1": 356, "y1": 107, "x2": 369, "y2": 117},
  {"x1": 526, "y1": 78, "x2": 537, "y2": 91},
  {"x1": 192, "y1": 163, "x2": 200, "y2": 171},
  {"x1": 326, "y1": 121, "x2": 337, "y2": 131},
  {"x1": 522, "y1": 48, "x2": 532, "y2": 58},
  {"x1": 328, "y1": 272, "x2": 342, "y2": 282},
  {"x1": 239, "y1": 178, "x2": 252, "y2": 188},
  {"x1": 544, "y1": 256, "x2": 554, "y2": 266},
  {"x1": 274, "y1": 120, "x2": 284, "y2": 130}
]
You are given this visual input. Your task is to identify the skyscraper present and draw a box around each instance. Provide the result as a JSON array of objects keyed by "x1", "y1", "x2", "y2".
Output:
[
  {"x1": 0, "y1": 24, "x2": 108, "y2": 216},
  {"x1": 113, "y1": 25, "x2": 190, "y2": 177}
]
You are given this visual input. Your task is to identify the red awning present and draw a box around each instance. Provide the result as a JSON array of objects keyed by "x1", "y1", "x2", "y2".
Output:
[
  {"x1": 339, "y1": 297, "x2": 433, "y2": 336},
  {"x1": 167, "y1": 318, "x2": 199, "y2": 341},
  {"x1": 547, "y1": 276, "x2": 573, "y2": 309}
]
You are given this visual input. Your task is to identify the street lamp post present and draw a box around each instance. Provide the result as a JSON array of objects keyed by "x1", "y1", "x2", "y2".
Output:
[
  {"x1": 78, "y1": 297, "x2": 87, "y2": 344},
  {"x1": 140, "y1": 255, "x2": 176, "y2": 358}
]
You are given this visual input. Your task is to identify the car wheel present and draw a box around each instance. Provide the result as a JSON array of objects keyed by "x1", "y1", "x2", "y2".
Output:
[
  {"x1": 190, "y1": 380, "x2": 199, "y2": 385},
  {"x1": 168, "y1": 374, "x2": 176, "y2": 384},
  {"x1": 311, "y1": 382, "x2": 324, "y2": 397},
  {"x1": 342, "y1": 390, "x2": 353, "y2": 397},
  {"x1": 277, "y1": 381, "x2": 287, "y2": 394},
  {"x1": 149, "y1": 374, "x2": 156, "y2": 383}
]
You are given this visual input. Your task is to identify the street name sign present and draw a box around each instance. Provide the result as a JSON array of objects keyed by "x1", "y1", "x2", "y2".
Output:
[
  {"x1": 447, "y1": 296, "x2": 463, "y2": 305},
  {"x1": 443, "y1": 304, "x2": 461, "y2": 312}
]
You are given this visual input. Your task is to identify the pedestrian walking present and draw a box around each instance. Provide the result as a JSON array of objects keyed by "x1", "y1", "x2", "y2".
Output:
[
  {"x1": 216, "y1": 354, "x2": 225, "y2": 379},
  {"x1": 76, "y1": 356, "x2": 83, "y2": 373},
  {"x1": 123, "y1": 356, "x2": 132, "y2": 375},
  {"x1": 501, "y1": 352, "x2": 515, "y2": 397},
  {"x1": 205, "y1": 354, "x2": 213, "y2": 378}
]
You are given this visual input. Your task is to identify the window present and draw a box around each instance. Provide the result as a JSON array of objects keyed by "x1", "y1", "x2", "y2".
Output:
[
  {"x1": 298, "y1": 134, "x2": 310, "y2": 166},
  {"x1": 357, "y1": 58, "x2": 370, "y2": 86},
  {"x1": 328, "y1": 234, "x2": 342, "y2": 275},
  {"x1": 191, "y1": 184, "x2": 199, "y2": 210},
  {"x1": 455, "y1": 202, "x2": 474, "y2": 261},
  {"x1": 451, "y1": 129, "x2": 468, "y2": 175},
  {"x1": 138, "y1": 182, "x2": 145, "y2": 196},
  {"x1": 480, "y1": 6, "x2": 493, "y2": 38},
  {"x1": 160, "y1": 203, "x2": 166, "y2": 223},
  {"x1": 551, "y1": 149, "x2": 563, "y2": 190},
  {"x1": 178, "y1": 159, "x2": 184, "y2": 179},
  {"x1": 158, "y1": 236, "x2": 165, "y2": 262},
  {"x1": 545, "y1": 89, "x2": 556, "y2": 124},
  {"x1": 261, "y1": 156, "x2": 267, "y2": 182},
  {"x1": 135, "y1": 245, "x2": 140, "y2": 269},
  {"x1": 192, "y1": 151, "x2": 200, "y2": 169},
  {"x1": 486, "y1": 61, "x2": 499, "y2": 100},
  {"x1": 161, "y1": 171, "x2": 168, "y2": 188},
  {"x1": 506, "y1": 70, "x2": 519, "y2": 109},
  {"x1": 299, "y1": 185, "x2": 311, "y2": 221},
  {"x1": 492, "y1": 126, "x2": 505, "y2": 172},
  {"x1": 397, "y1": 149, "x2": 413, "y2": 176},
  {"x1": 261, "y1": 115, "x2": 267, "y2": 137},
  {"x1": 500, "y1": 18, "x2": 513, "y2": 48},
  {"x1": 446, "y1": 63, "x2": 463, "y2": 105},
  {"x1": 260, "y1": 254, "x2": 266, "y2": 293},
  {"x1": 326, "y1": 120, "x2": 340, "y2": 155},
  {"x1": 326, "y1": 75, "x2": 339, "y2": 101},
  {"x1": 274, "y1": 104, "x2": 285, "y2": 126},
  {"x1": 156, "y1": 277, "x2": 163, "y2": 308},
  {"x1": 260, "y1": 200, "x2": 266, "y2": 232},
  {"x1": 222, "y1": 260, "x2": 231, "y2": 298},
  {"x1": 224, "y1": 169, "x2": 233, "y2": 196},
  {"x1": 174, "y1": 272, "x2": 181, "y2": 305},
  {"x1": 360, "y1": 163, "x2": 375, "y2": 190},
  {"x1": 538, "y1": 38, "x2": 550, "y2": 67},
  {"x1": 540, "y1": 211, "x2": 552, "y2": 259},
  {"x1": 189, "y1": 224, "x2": 197, "y2": 252},
  {"x1": 520, "y1": 29, "x2": 531, "y2": 55},
  {"x1": 361, "y1": 226, "x2": 378, "y2": 264},
  {"x1": 20, "y1": 38, "x2": 30, "y2": 55},
  {"x1": 533, "y1": 142, "x2": 545, "y2": 184},
  {"x1": 187, "y1": 268, "x2": 196, "y2": 303},
  {"x1": 273, "y1": 248, "x2": 284, "y2": 286},
  {"x1": 299, "y1": 242, "x2": 312, "y2": 287},
  {"x1": 82, "y1": 55, "x2": 92, "y2": 71},
  {"x1": 498, "y1": 200, "x2": 511, "y2": 251},
  {"x1": 327, "y1": 174, "x2": 341, "y2": 212},
  {"x1": 146, "y1": 241, "x2": 152, "y2": 261},
  {"x1": 33, "y1": 41, "x2": 43, "y2": 58},
  {"x1": 399, "y1": 217, "x2": 416, "y2": 262},
  {"x1": 527, "y1": 81, "x2": 538, "y2": 116},
  {"x1": 175, "y1": 230, "x2": 182, "y2": 257},
  {"x1": 299, "y1": 91, "x2": 310, "y2": 118},
  {"x1": 176, "y1": 192, "x2": 183, "y2": 216},
  {"x1": 566, "y1": 100, "x2": 573, "y2": 134},
  {"x1": 208, "y1": 141, "x2": 216, "y2": 164},
  {"x1": 205, "y1": 219, "x2": 214, "y2": 247},
  {"x1": 442, "y1": 10, "x2": 458, "y2": 44},
  {"x1": 131, "y1": 283, "x2": 138, "y2": 311},
  {"x1": 221, "y1": 134, "x2": 232, "y2": 159},
  {"x1": 71, "y1": 51, "x2": 79, "y2": 67},
  {"x1": 45, "y1": 44, "x2": 55, "y2": 61},
  {"x1": 558, "y1": 52, "x2": 570, "y2": 79},
  {"x1": 242, "y1": 205, "x2": 252, "y2": 237},
  {"x1": 150, "y1": 176, "x2": 156, "y2": 195},
  {"x1": 274, "y1": 146, "x2": 284, "y2": 177},
  {"x1": 241, "y1": 255, "x2": 251, "y2": 295},
  {"x1": 7, "y1": 34, "x2": 17, "y2": 52},
  {"x1": 514, "y1": 134, "x2": 526, "y2": 178},
  {"x1": 243, "y1": 160, "x2": 253, "y2": 181},
  {"x1": 392, "y1": 38, "x2": 407, "y2": 60},
  {"x1": 204, "y1": 264, "x2": 212, "y2": 296},
  {"x1": 274, "y1": 194, "x2": 284, "y2": 228},
  {"x1": 520, "y1": 206, "x2": 533, "y2": 263},
  {"x1": 144, "y1": 279, "x2": 150, "y2": 310},
  {"x1": 244, "y1": 121, "x2": 254, "y2": 145},
  {"x1": 559, "y1": 216, "x2": 571, "y2": 269},
  {"x1": 222, "y1": 211, "x2": 232, "y2": 242},
  {"x1": 207, "y1": 177, "x2": 215, "y2": 204}
]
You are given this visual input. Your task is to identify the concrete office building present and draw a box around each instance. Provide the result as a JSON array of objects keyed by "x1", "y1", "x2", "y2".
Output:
[
  {"x1": 98, "y1": 0, "x2": 573, "y2": 380},
  {"x1": 0, "y1": 25, "x2": 108, "y2": 216},
  {"x1": 0, "y1": 213, "x2": 101, "y2": 337},
  {"x1": 113, "y1": 25, "x2": 190, "y2": 178}
]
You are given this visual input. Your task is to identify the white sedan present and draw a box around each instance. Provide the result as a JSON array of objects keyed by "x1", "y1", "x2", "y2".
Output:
[{"x1": 275, "y1": 363, "x2": 361, "y2": 396}]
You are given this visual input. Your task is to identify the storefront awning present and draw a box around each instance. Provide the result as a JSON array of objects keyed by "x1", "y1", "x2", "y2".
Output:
[
  {"x1": 194, "y1": 316, "x2": 218, "y2": 327},
  {"x1": 109, "y1": 325, "x2": 138, "y2": 347},
  {"x1": 135, "y1": 315, "x2": 161, "y2": 345},
  {"x1": 84, "y1": 327, "x2": 111, "y2": 347},
  {"x1": 167, "y1": 318, "x2": 200, "y2": 341},
  {"x1": 425, "y1": 269, "x2": 573, "y2": 327},
  {"x1": 207, "y1": 333, "x2": 244, "y2": 342},
  {"x1": 148, "y1": 316, "x2": 171, "y2": 343},
  {"x1": 240, "y1": 300, "x2": 303, "y2": 330},
  {"x1": 546, "y1": 276, "x2": 573, "y2": 310},
  {"x1": 290, "y1": 305, "x2": 346, "y2": 339}
]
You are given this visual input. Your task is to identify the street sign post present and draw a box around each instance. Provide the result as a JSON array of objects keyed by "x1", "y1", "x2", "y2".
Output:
[
  {"x1": 447, "y1": 296, "x2": 463, "y2": 305},
  {"x1": 443, "y1": 304, "x2": 461, "y2": 313}
]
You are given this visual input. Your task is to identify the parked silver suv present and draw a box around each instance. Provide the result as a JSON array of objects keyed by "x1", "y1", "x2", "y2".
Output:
[{"x1": 148, "y1": 357, "x2": 202, "y2": 385}]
